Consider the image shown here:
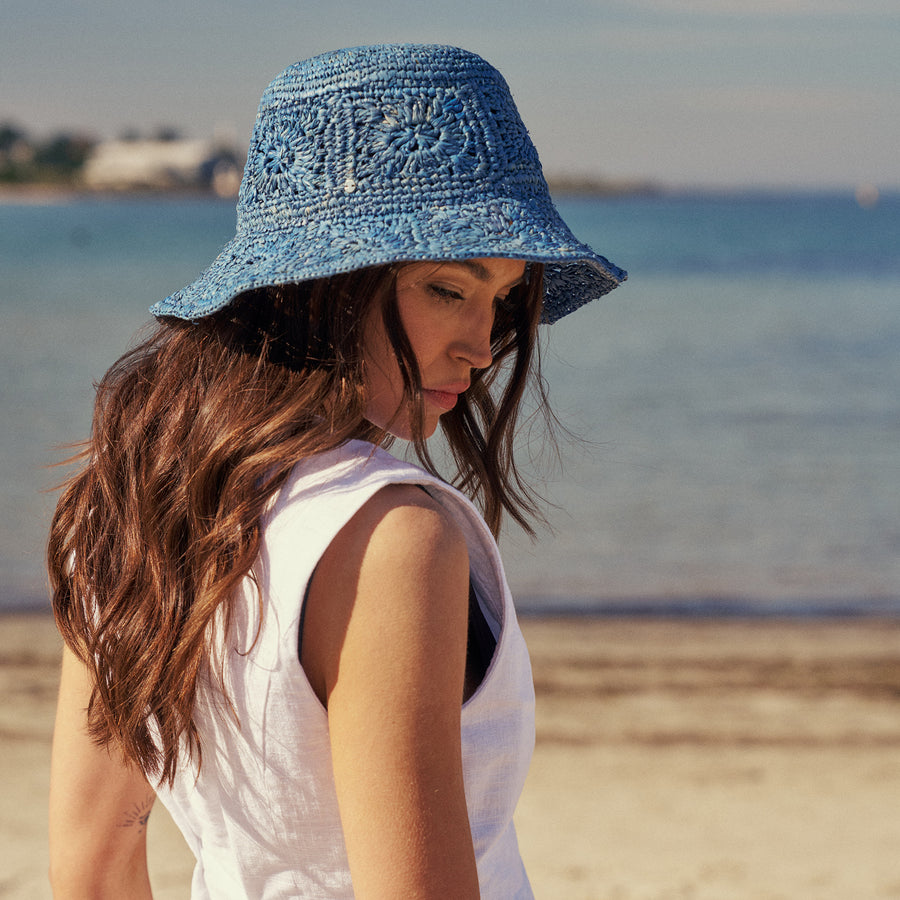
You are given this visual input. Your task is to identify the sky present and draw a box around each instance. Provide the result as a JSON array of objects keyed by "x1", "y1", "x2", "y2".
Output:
[{"x1": 3, "y1": 0, "x2": 899, "y2": 190}]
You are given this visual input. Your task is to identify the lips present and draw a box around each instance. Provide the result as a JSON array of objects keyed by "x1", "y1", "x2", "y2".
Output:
[
  {"x1": 422, "y1": 383, "x2": 468, "y2": 411},
  {"x1": 422, "y1": 388, "x2": 461, "y2": 411}
]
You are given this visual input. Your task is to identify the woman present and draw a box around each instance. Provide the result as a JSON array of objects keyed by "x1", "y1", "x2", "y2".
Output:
[{"x1": 48, "y1": 44, "x2": 625, "y2": 898}]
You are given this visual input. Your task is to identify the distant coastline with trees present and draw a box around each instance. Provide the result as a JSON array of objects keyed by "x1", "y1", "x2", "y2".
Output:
[
  {"x1": 1, "y1": 123, "x2": 95, "y2": 187},
  {"x1": 0, "y1": 122, "x2": 242, "y2": 198}
]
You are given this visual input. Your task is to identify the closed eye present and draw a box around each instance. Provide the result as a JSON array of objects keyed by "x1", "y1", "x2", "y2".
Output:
[{"x1": 427, "y1": 284, "x2": 464, "y2": 302}]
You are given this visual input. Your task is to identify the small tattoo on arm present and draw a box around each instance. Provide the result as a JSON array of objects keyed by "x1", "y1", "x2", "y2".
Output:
[{"x1": 117, "y1": 792, "x2": 155, "y2": 834}]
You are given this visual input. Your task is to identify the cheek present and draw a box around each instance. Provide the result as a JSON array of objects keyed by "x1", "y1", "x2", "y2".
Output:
[{"x1": 393, "y1": 306, "x2": 442, "y2": 371}]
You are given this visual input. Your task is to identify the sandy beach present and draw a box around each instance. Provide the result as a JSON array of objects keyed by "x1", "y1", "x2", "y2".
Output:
[{"x1": 2, "y1": 612, "x2": 899, "y2": 899}]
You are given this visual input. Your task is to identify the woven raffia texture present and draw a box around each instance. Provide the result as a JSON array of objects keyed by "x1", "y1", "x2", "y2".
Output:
[{"x1": 153, "y1": 44, "x2": 625, "y2": 324}]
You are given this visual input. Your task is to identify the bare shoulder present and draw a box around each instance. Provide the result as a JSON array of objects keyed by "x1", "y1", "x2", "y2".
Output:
[
  {"x1": 338, "y1": 482, "x2": 466, "y2": 560},
  {"x1": 319, "y1": 481, "x2": 470, "y2": 616},
  {"x1": 302, "y1": 482, "x2": 470, "y2": 706}
]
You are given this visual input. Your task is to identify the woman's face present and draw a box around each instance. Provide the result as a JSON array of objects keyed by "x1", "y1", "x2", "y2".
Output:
[{"x1": 362, "y1": 257, "x2": 528, "y2": 440}]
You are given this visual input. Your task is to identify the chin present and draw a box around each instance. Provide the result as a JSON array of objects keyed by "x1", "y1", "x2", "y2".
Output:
[
  {"x1": 395, "y1": 423, "x2": 440, "y2": 442},
  {"x1": 380, "y1": 413, "x2": 441, "y2": 442},
  {"x1": 365, "y1": 399, "x2": 443, "y2": 442}
]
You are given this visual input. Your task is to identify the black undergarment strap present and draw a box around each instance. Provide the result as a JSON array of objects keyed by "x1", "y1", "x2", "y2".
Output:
[{"x1": 466, "y1": 579, "x2": 497, "y2": 683}]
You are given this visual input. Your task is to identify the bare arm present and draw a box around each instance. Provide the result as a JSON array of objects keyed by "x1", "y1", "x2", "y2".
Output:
[
  {"x1": 49, "y1": 645, "x2": 156, "y2": 899},
  {"x1": 302, "y1": 484, "x2": 480, "y2": 899}
]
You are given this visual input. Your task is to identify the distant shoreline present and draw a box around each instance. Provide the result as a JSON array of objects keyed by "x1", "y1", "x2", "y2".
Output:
[
  {"x1": 1, "y1": 181, "x2": 659, "y2": 204},
  {"x1": 0, "y1": 183, "x2": 82, "y2": 204},
  {"x1": 0, "y1": 173, "x2": 661, "y2": 198},
  {"x1": 0, "y1": 183, "x2": 231, "y2": 205},
  {"x1": 3, "y1": 181, "x2": 893, "y2": 207},
  {"x1": 546, "y1": 175, "x2": 663, "y2": 196}
]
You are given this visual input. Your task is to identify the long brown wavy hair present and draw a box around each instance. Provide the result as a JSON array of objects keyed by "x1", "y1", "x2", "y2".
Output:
[{"x1": 49, "y1": 261, "x2": 548, "y2": 785}]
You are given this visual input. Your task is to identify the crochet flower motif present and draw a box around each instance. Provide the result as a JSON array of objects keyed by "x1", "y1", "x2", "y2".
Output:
[
  {"x1": 361, "y1": 92, "x2": 474, "y2": 179},
  {"x1": 479, "y1": 201, "x2": 518, "y2": 238},
  {"x1": 252, "y1": 119, "x2": 321, "y2": 196}
]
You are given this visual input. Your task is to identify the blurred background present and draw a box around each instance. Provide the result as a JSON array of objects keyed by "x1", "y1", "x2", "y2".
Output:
[{"x1": 2, "y1": 0, "x2": 899, "y2": 616}]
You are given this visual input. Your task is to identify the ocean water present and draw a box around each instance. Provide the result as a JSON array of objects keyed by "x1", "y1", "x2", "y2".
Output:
[{"x1": 2, "y1": 192, "x2": 899, "y2": 615}]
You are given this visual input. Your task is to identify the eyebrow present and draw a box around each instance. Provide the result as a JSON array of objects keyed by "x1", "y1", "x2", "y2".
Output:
[
  {"x1": 447, "y1": 259, "x2": 525, "y2": 288},
  {"x1": 455, "y1": 259, "x2": 492, "y2": 281}
]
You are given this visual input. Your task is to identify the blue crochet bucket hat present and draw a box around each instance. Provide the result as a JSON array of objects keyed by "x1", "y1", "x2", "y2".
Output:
[{"x1": 151, "y1": 43, "x2": 626, "y2": 325}]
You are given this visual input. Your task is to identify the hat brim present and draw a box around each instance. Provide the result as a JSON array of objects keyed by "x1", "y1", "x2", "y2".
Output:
[{"x1": 150, "y1": 195, "x2": 626, "y2": 325}]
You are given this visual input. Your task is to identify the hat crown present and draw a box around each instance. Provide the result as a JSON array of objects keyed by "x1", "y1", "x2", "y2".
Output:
[{"x1": 236, "y1": 44, "x2": 545, "y2": 235}]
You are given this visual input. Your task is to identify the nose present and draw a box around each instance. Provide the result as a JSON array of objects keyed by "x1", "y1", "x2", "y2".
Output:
[{"x1": 453, "y1": 308, "x2": 494, "y2": 370}]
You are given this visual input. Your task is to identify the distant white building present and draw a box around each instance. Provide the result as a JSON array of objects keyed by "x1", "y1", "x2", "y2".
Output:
[{"x1": 82, "y1": 138, "x2": 240, "y2": 194}]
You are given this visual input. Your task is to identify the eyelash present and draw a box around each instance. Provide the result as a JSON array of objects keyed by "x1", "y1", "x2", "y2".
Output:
[
  {"x1": 427, "y1": 284, "x2": 463, "y2": 303},
  {"x1": 427, "y1": 284, "x2": 514, "y2": 309}
]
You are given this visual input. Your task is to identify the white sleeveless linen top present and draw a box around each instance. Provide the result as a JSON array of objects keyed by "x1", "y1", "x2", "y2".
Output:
[{"x1": 153, "y1": 440, "x2": 536, "y2": 898}]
